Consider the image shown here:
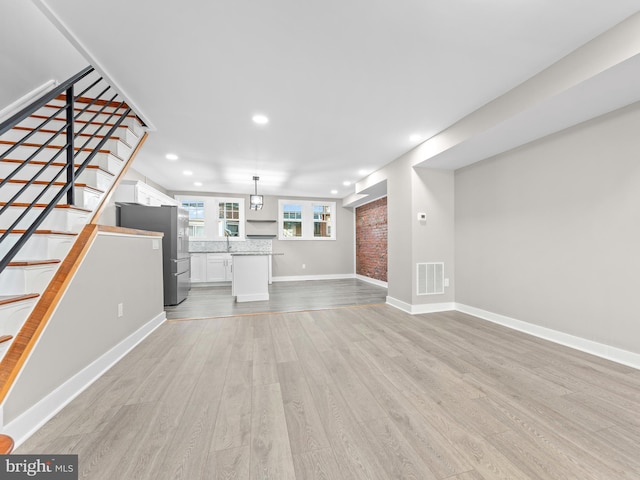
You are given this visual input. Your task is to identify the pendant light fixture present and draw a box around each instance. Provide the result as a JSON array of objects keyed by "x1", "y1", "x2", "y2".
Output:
[{"x1": 250, "y1": 176, "x2": 263, "y2": 210}]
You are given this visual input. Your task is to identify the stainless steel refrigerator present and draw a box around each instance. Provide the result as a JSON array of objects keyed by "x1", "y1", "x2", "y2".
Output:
[{"x1": 117, "y1": 204, "x2": 190, "y2": 305}]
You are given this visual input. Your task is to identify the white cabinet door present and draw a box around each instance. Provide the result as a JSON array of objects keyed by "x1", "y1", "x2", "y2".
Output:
[
  {"x1": 206, "y1": 254, "x2": 229, "y2": 282},
  {"x1": 190, "y1": 254, "x2": 207, "y2": 282}
]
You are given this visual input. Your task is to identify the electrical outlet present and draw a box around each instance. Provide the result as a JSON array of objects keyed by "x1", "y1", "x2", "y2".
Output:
[
  {"x1": 152, "y1": 239, "x2": 160, "y2": 250},
  {"x1": 118, "y1": 303, "x2": 124, "y2": 317},
  {"x1": 444, "y1": 278, "x2": 450, "y2": 287}
]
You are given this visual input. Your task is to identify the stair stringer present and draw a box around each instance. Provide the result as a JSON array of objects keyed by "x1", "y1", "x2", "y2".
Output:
[{"x1": 0, "y1": 132, "x2": 148, "y2": 402}]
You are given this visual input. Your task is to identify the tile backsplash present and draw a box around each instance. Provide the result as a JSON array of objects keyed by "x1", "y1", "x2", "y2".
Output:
[{"x1": 189, "y1": 239, "x2": 272, "y2": 253}]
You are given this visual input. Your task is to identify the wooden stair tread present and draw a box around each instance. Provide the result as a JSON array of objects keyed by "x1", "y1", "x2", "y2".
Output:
[
  {"x1": 55, "y1": 94, "x2": 130, "y2": 109},
  {"x1": 0, "y1": 335, "x2": 13, "y2": 344},
  {"x1": 28, "y1": 114, "x2": 130, "y2": 128},
  {"x1": 10, "y1": 125, "x2": 125, "y2": 141},
  {"x1": 0, "y1": 229, "x2": 77, "y2": 236},
  {"x1": 0, "y1": 178, "x2": 105, "y2": 193},
  {"x1": 0, "y1": 293, "x2": 39, "y2": 307},
  {"x1": 0, "y1": 202, "x2": 91, "y2": 213},
  {"x1": 0, "y1": 139, "x2": 113, "y2": 154},
  {"x1": 0, "y1": 158, "x2": 115, "y2": 176},
  {"x1": 0, "y1": 434, "x2": 14, "y2": 454},
  {"x1": 44, "y1": 104, "x2": 132, "y2": 118},
  {"x1": 8, "y1": 259, "x2": 61, "y2": 267}
]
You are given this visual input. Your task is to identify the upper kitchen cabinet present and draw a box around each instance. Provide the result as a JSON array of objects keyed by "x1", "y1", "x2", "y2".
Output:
[{"x1": 114, "y1": 180, "x2": 177, "y2": 207}]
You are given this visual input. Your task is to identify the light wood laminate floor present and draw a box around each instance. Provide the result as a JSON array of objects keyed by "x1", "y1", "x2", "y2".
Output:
[
  {"x1": 18, "y1": 305, "x2": 640, "y2": 479},
  {"x1": 165, "y1": 278, "x2": 388, "y2": 320}
]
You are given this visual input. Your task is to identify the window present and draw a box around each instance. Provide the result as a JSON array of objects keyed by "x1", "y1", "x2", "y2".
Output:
[
  {"x1": 219, "y1": 201, "x2": 240, "y2": 237},
  {"x1": 313, "y1": 204, "x2": 332, "y2": 238},
  {"x1": 181, "y1": 200, "x2": 205, "y2": 238},
  {"x1": 278, "y1": 200, "x2": 336, "y2": 240},
  {"x1": 176, "y1": 195, "x2": 245, "y2": 240},
  {"x1": 282, "y1": 203, "x2": 302, "y2": 237}
]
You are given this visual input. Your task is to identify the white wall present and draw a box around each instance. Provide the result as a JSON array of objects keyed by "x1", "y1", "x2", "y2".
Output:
[
  {"x1": 0, "y1": 1, "x2": 85, "y2": 116},
  {"x1": 3, "y1": 230, "x2": 164, "y2": 438},
  {"x1": 455, "y1": 101, "x2": 640, "y2": 356}
]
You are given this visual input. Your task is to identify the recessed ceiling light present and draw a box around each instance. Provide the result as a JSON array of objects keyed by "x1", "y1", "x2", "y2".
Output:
[
  {"x1": 252, "y1": 114, "x2": 269, "y2": 125},
  {"x1": 343, "y1": 181, "x2": 351, "y2": 187},
  {"x1": 358, "y1": 169, "x2": 370, "y2": 176},
  {"x1": 165, "y1": 153, "x2": 179, "y2": 161},
  {"x1": 331, "y1": 189, "x2": 338, "y2": 195},
  {"x1": 183, "y1": 170, "x2": 193, "y2": 176},
  {"x1": 194, "y1": 181, "x2": 203, "y2": 187},
  {"x1": 409, "y1": 134, "x2": 422, "y2": 142}
]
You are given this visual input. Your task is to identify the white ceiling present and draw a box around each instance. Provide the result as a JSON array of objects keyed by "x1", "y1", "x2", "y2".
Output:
[{"x1": 38, "y1": 0, "x2": 640, "y2": 198}]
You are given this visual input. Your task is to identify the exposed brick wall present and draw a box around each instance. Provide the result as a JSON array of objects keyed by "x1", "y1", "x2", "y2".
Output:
[{"x1": 356, "y1": 196, "x2": 387, "y2": 282}]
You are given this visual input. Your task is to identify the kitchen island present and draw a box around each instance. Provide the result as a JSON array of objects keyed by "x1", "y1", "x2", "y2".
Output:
[{"x1": 231, "y1": 252, "x2": 283, "y2": 302}]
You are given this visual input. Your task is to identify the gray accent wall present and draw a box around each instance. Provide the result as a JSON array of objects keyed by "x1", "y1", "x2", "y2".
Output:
[
  {"x1": 455, "y1": 101, "x2": 640, "y2": 355},
  {"x1": 253, "y1": 193, "x2": 355, "y2": 278},
  {"x1": 411, "y1": 168, "x2": 455, "y2": 305},
  {"x1": 3, "y1": 231, "x2": 164, "y2": 423}
]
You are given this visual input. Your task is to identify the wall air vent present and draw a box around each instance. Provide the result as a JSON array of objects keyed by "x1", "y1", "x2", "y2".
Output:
[{"x1": 417, "y1": 262, "x2": 444, "y2": 295}]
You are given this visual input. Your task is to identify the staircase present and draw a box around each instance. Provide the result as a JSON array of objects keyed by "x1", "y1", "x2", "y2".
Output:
[{"x1": 0, "y1": 67, "x2": 147, "y2": 382}]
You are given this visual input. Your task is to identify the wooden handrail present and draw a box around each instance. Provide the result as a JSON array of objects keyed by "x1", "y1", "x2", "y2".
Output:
[{"x1": 0, "y1": 434, "x2": 14, "y2": 454}]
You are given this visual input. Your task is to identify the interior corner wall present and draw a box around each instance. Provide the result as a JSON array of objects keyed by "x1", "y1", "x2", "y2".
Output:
[
  {"x1": 455, "y1": 101, "x2": 640, "y2": 356},
  {"x1": 355, "y1": 197, "x2": 388, "y2": 282},
  {"x1": 386, "y1": 156, "x2": 414, "y2": 304}
]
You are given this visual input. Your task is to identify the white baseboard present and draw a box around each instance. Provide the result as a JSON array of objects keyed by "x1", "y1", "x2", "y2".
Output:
[
  {"x1": 455, "y1": 303, "x2": 640, "y2": 370},
  {"x1": 4, "y1": 312, "x2": 166, "y2": 448},
  {"x1": 355, "y1": 274, "x2": 388, "y2": 288},
  {"x1": 236, "y1": 293, "x2": 269, "y2": 302},
  {"x1": 272, "y1": 273, "x2": 355, "y2": 282},
  {"x1": 386, "y1": 296, "x2": 455, "y2": 315}
]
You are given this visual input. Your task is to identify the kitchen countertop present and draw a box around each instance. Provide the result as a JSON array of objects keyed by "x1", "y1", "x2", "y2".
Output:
[
  {"x1": 230, "y1": 252, "x2": 284, "y2": 256},
  {"x1": 189, "y1": 250, "x2": 232, "y2": 254},
  {"x1": 189, "y1": 251, "x2": 283, "y2": 255}
]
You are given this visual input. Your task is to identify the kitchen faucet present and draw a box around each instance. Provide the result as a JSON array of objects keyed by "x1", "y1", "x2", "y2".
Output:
[{"x1": 224, "y1": 228, "x2": 232, "y2": 252}]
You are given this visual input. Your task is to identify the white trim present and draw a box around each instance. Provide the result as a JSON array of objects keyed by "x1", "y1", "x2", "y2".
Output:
[
  {"x1": 0, "y1": 79, "x2": 58, "y2": 123},
  {"x1": 272, "y1": 273, "x2": 355, "y2": 282},
  {"x1": 235, "y1": 293, "x2": 270, "y2": 302},
  {"x1": 356, "y1": 274, "x2": 388, "y2": 288},
  {"x1": 386, "y1": 296, "x2": 454, "y2": 314},
  {"x1": 4, "y1": 312, "x2": 166, "y2": 448},
  {"x1": 455, "y1": 303, "x2": 640, "y2": 371},
  {"x1": 31, "y1": 0, "x2": 154, "y2": 130}
]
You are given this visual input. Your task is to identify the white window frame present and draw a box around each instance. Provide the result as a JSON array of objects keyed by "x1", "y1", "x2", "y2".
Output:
[
  {"x1": 278, "y1": 199, "x2": 336, "y2": 240},
  {"x1": 177, "y1": 195, "x2": 245, "y2": 241}
]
